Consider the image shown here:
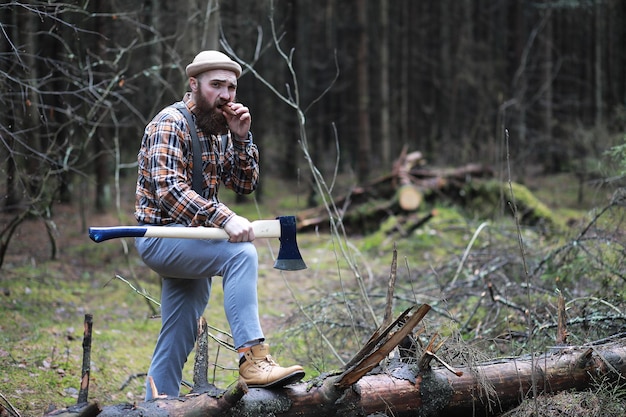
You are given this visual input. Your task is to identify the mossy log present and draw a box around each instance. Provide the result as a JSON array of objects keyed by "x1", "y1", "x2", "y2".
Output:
[
  {"x1": 457, "y1": 179, "x2": 564, "y2": 232},
  {"x1": 43, "y1": 334, "x2": 626, "y2": 416}
]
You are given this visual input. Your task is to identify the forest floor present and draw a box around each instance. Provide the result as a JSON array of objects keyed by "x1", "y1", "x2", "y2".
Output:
[{"x1": 1, "y1": 173, "x2": 625, "y2": 416}]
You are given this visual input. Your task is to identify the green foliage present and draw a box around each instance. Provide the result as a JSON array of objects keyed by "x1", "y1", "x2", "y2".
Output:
[
  {"x1": 604, "y1": 134, "x2": 626, "y2": 178},
  {"x1": 360, "y1": 206, "x2": 468, "y2": 257}
]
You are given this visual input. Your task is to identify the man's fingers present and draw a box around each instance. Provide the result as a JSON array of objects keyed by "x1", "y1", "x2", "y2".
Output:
[
  {"x1": 223, "y1": 103, "x2": 250, "y2": 119},
  {"x1": 224, "y1": 215, "x2": 255, "y2": 242},
  {"x1": 222, "y1": 105, "x2": 237, "y2": 116}
]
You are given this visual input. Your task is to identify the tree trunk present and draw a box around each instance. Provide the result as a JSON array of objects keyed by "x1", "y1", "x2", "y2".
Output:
[
  {"x1": 355, "y1": 0, "x2": 371, "y2": 182},
  {"x1": 543, "y1": 10, "x2": 553, "y2": 163},
  {"x1": 594, "y1": 0, "x2": 603, "y2": 128},
  {"x1": 3, "y1": 139, "x2": 19, "y2": 213},
  {"x1": 438, "y1": 0, "x2": 452, "y2": 153},
  {"x1": 379, "y1": 0, "x2": 390, "y2": 169},
  {"x1": 46, "y1": 337, "x2": 626, "y2": 417},
  {"x1": 93, "y1": 0, "x2": 111, "y2": 212},
  {"x1": 23, "y1": 5, "x2": 42, "y2": 197},
  {"x1": 1, "y1": 6, "x2": 20, "y2": 212}
]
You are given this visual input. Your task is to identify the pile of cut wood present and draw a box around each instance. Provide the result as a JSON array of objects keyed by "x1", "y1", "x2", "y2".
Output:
[{"x1": 297, "y1": 147, "x2": 493, "y2": 234}]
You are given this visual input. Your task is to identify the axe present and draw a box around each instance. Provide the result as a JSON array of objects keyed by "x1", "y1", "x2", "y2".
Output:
[{"x1": 88, "y1": 215, "x2": 306, "y2": 271}]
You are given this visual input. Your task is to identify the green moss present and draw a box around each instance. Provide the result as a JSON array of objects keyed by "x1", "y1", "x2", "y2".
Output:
[
  {"x1": 460, "y1": 179, "x2": 567, "y2": 234},
  {"x1": 360, "y1": 205, "x2": 469, "y2": 257}
]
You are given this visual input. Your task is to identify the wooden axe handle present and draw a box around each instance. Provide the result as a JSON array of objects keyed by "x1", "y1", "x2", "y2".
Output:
[{"x1": 89, "y1": 220, "x2": 281, "y2": 243}]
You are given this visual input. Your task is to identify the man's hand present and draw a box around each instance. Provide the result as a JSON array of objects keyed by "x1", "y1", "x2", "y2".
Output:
[
  {"x1": 223, "y1": 215, "x2": 255, "y2": 242},
  {"x1": 222, "y1": 102, "x2": 251, "y2": 140}
]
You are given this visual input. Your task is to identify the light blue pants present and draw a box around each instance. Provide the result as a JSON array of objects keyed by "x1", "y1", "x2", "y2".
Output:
[{"x1": 135, "y1": 226, "x2": 264, "y2": 400}]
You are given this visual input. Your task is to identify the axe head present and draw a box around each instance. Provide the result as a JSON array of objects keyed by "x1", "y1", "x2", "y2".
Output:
[{"x1": 274, "y1": 216, "x2": 307, "y2": 271}]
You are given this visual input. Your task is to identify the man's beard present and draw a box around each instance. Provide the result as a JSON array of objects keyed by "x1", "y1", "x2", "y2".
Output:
[{"x1": 195, "y1": 89, "x2": 229, "y2": 136}]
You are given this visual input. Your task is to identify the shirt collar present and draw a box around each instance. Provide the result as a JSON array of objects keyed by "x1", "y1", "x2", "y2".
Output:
[{"x1": 182, "y1": 92, "x2": 199, "y2": 115}]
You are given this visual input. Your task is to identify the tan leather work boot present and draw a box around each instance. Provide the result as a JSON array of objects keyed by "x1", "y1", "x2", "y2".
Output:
[{"x1": 239, "y1": 343, "x2": 305, "y2": 388}]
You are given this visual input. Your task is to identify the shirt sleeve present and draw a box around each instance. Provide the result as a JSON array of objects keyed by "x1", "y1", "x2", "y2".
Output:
[{"x1": 222, "y1": 131, "x2": 260, "y2": 196}]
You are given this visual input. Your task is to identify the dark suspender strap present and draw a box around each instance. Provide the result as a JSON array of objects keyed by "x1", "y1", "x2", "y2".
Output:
[
  {"x1": 173, "y1": 102, "x2": 203, "y2": 194},
  {"x1": 221, "y1": 134, "x2": 229, "y2": 155}
]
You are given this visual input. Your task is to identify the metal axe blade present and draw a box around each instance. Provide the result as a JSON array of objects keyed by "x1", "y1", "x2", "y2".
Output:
[{"x1": 274, "y1": 216, "x2": 307, "y2": 271}]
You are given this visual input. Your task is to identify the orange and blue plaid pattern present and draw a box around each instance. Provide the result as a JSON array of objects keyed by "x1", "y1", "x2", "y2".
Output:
[{"x1": 135, "y1": 97, "x2": 259, "y2": 228}]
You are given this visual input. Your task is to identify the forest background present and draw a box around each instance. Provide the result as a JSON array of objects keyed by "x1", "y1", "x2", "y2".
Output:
[
  {"x1": 1, "y1": 1, "x2": 626, "y2": 416},
  {"x1": 2, "y1": 0, "x2": 625, "y2": 218}
]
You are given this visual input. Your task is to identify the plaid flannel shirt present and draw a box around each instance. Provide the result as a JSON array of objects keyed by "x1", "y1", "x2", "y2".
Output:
[{"x1": 135, "y1": 94, "x2": 259, "y2": 227}]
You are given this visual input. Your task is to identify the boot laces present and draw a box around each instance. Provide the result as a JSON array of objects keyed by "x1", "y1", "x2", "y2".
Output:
[{"x1": 253, "y1": 354, "x2": 278, "y2": 370}]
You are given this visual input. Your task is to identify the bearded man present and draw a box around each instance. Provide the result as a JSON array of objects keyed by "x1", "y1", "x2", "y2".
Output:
[{"x1": 134, "y1": 50, "x2": 304, "y2": 400}]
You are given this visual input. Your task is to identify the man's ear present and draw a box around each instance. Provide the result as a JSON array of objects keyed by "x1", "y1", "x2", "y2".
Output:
[{"x1": 189, "y1": 77, "x2": 198, "y2": 92}]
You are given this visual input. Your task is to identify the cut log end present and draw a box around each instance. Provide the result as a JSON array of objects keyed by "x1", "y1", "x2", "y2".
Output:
[{"x1": 397, "y1": 184, "x2": 423, "y2": 211}]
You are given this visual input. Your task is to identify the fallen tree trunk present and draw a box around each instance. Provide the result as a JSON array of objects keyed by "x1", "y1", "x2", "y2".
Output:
[{"x1": 45, "y1": 335, "x2": 626, "y2": 417}]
